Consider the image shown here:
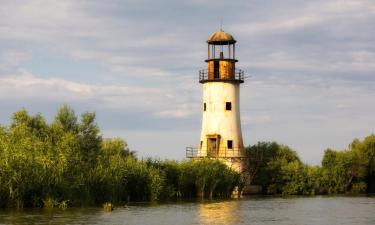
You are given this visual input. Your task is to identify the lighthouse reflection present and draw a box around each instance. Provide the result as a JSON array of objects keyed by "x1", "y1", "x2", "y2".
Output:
[{"x1": 198, "y1": 200, "x2": 242, "y2": 225}]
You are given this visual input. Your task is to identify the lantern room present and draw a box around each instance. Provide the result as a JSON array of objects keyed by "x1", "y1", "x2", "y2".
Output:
[
  {"x1": 199, "y1": 30, "x2": 243, "y2": 83},
  {"x1": 206, "y1": 29, "x2": 237, "y2": 61}
]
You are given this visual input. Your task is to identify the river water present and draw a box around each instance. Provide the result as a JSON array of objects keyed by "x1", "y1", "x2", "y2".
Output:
[{"x1": 0, "y1": 196, "x2": 374, "y2": 225}]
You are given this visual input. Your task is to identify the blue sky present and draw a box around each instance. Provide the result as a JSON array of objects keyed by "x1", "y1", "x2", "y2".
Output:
[{"x1": 0, "y1": 0, "x2": 374, "y2": 165}]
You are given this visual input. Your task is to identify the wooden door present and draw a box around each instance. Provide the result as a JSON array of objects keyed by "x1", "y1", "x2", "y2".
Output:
[{"x1": 207, "y1": 138, "x2": 217, "y2": 157}]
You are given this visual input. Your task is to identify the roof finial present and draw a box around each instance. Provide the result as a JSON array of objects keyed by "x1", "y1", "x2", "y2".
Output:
[{"x1": 220, "y1": 19, "x2": 223, "y2": 31}]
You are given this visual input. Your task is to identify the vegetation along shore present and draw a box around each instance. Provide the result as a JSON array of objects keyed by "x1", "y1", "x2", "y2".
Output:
[{"x1": 0, "y1": 105, "x2": 374, "y2": 208}]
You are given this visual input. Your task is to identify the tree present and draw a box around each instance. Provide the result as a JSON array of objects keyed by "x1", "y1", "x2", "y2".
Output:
[
  {"x1": 53, "y1": 105, "x2": 78, "y2": 133},
  {"x1": 101, "y1": 138, "x2": 136, "y2": 159},
  {"x1": 245, "y1": 142, "x2": 301, "y2": 194},
  {"x1": 78, "y1": 112, "x2": 102, "y2": 164},
  {"x1": 320, "y1": 139, "x2": 369, "y2": 194}
]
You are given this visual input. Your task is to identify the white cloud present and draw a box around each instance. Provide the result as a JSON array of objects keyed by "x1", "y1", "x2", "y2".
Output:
[
  {"x1": 233, "y1": 0, "x2": 374, "y2": 37},
  {"x1": 0, "y1": 0, "x2": 198, "y2": 79},
  {"x1": 0, "y1": 69, "x2": 89, "y2": 97},
  {"x1": 242, "y1": 115, "x2": 272, "y2": 125},
  {"x1": 234, "y1": 15, "x2": 321, "y2": 36},
  {"x1": 243, "y1": 50, "x2": 375, "y2": 75},
  {"x1": 0, "y1": 50, "x2": 31, "y2": 72},
  {"x1": 0, "y1": 0, "x2": 374, "y2": 164},
  {"x1": 153, "y1": 103, "x2": 196, "y2": 119},
  {"x1": 0, "y1": 68, "x2": 201, "y2": 124},
  {"x1": 321, "y1": 0, "x2": 374, "y2": 14}
]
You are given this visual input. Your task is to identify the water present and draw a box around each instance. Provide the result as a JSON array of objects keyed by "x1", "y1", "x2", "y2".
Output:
[{"x1": 0, "y1": 196, "x2": 374, "y2": 225}]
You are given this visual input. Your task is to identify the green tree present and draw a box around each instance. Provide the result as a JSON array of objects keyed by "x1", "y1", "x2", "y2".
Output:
[
  {"x1": 78, "y1": 112, "x2": 102, "y2": 164},
  {"x1": 53, "y1": 105, "x2": 78, "y2": 133},
  {"x1": 245, "y1": 142, "x2": 302, "y2": 194}
]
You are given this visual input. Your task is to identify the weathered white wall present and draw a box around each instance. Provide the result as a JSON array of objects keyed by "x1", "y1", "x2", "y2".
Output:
[{"x1": 199, "y1": 81, "x2": 245, "y2": 169}]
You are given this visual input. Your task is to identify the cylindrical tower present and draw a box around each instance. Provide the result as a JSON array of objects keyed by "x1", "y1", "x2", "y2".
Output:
[{"x1": 198, "y1": 30, "x2": 245, "y2": 172}]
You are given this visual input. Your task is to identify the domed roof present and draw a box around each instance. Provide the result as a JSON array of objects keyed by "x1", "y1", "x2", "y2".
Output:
[{"x1": 207, "y1": 30, "x2": 236, "y2": 44}]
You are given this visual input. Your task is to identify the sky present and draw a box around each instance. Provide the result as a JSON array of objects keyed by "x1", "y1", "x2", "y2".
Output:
[{"x1": 0, "y1": 0, "x2": 374, "y2": 165}]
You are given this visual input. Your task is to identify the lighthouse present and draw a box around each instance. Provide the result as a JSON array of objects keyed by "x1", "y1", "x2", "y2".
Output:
[{"x1": 186, "y1": 30, "x2": 246, "y2": 173}]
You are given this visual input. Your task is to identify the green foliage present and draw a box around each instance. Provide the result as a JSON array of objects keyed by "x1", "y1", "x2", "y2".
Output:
[
  {"x1": 356, "y1": 135, "x2": 375, "y2": 192},
  {"x1": 351, "y1": 182, "x2": 367, "y2": 194},
  {"x1": 53, "y1": 104, "x2": 78, "y2": 133},
  {"x1": 146, "y1": 159, "x2": 241, "y2": 199},
  {"x1": 1, "y1": 106, "x2": 373, "y2": 208},
  {"x1": 245, "y1": 142, "x2": 307, "y2": 195},
  {"x1": 0, "y1": 106, "x2": 241, "y2": 208},
  {"x1": 319, "y1": 135, "x2": 374, "y2": 194},
  {"x1": 246, "y1": 135, "x2": 375, "y2": 195}
]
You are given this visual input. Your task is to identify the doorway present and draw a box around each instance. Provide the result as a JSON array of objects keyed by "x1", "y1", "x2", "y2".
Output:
[
  {"x1": 214, "y1": 61, "x2": 219, "y2": 79},
  {"x1": 207, "y1": 138, "x2": 217, "y2": 157}
]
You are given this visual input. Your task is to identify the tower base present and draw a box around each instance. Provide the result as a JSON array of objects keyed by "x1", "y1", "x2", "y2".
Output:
[{"x1": 216, "y1": 157, "x2": 253, "y2": 197}]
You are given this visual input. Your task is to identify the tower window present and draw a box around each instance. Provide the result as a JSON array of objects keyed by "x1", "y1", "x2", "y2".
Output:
[
  {"x1": 200, "y1": 141, "x2": 203, "y2": 147},
  {"x1": 227, "y1": 140, "x2": 233, "y2": 149},
  {"x1": 203, "y1": 103, "x2": 206, "y2": 111},
  {"x1": 226, "y1": 102, "x2": 232, "y2": 111}
]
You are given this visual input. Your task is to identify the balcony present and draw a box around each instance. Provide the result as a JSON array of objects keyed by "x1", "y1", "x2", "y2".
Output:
[
  {"x1": 186, "y1": 147, "x2": 246, "y2": 158},
  {"x1": 199, "y1": 69, "x2": 244, "y2": 83}
]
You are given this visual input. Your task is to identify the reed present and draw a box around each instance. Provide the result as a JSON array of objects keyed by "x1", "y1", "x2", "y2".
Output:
[{"x1": 0, "y1": 105, "x2": 241, "y2": 208}]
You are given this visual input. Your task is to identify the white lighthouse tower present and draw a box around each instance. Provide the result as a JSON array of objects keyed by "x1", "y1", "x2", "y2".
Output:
[{"x1": 187, "y1": 30, "x2": 246, "y2": 173}]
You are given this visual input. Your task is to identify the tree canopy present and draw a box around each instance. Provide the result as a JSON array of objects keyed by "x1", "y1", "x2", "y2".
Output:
[{"x1": 245, "y1": 135, "x2": 375, "y2": 195}]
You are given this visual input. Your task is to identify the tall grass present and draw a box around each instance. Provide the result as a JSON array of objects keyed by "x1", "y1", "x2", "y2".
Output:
[{"x1": 0, "y1": 106, "x2": 241, "y2": 208}]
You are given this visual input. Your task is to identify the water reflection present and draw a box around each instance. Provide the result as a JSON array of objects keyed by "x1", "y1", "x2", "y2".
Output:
[
  {"x1": 199, "y1": 200, "x2": 241, "y2": 225},
  {"x1": 0, "y1": 196, "x2": 374, "y2": 225}
]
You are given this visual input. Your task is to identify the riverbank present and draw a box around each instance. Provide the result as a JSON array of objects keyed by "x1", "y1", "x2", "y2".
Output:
[{"x1": 1, "y1": 106, "x2": 374, "y2": 208}]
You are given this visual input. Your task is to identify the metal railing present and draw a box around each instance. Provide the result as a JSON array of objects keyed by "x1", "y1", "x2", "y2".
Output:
[
  {"x1": 199, "y1": 69, "x2": 244, "y2": 83},
  {"x1": 186, "y1": 146, "x2": 246, "y2": 158}
]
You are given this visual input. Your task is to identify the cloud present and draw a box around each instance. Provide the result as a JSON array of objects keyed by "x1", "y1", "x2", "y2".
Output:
[
  {"x1": 0, "y1": 0, "x2": 202, "y2": 80},
  {"x1": 0, "y1": 50, "x2": 32, "y2": 72},
  {"x1": 234, "y1": 15, "x2": 321, "y2": 36},
  {"x1": 0, "y1": 69, "x2": 163, "y2": 107},
  {"x1": 153, "y1": 104, "x2": 196, "y2": 119},
  {"x1": 242, "y1": 115, "x2": 272, "y2": 125},
  {"x1": 0, "y1": 0, "x2": 374, "y2": 164},
  {"x1": 243, "y1": 50, "x2": 375, "y2": 77}
]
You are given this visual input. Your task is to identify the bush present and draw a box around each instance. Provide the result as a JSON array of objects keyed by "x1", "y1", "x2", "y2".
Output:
[{"x1": 351, "y1": 182, "x2": 367, "y2": 194}]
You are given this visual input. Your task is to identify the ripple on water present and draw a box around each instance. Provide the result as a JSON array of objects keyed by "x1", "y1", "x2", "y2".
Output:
[{"x1": 0, "y1": 196, "x2": 374, "y2": 225}]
